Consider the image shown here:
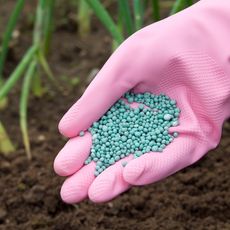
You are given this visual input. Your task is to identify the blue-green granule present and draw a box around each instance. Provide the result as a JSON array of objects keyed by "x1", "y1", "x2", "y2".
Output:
[
  {"x1": 84, "y1": 92, "x2": 180, "y2": 176},
  {"x1": 79, "y1": 131, "x2": 85, "y2": 137}
]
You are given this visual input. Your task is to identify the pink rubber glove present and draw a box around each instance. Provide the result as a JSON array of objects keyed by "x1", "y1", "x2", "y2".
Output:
[{"x1": 54, "y1": 0, "x2": 230, "y2": 203}]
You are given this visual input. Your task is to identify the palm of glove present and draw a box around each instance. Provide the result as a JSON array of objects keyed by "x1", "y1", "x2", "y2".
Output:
[{"x1": 54, "y1": 1, "x2": 230, "y2": 203}]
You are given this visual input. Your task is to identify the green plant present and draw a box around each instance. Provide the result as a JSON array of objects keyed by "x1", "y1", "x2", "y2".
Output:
[
  {"x1": 85, "y1": 0, "x2": 194, "y2": 47},
  {"x1": 118, "y1": 0, "x2": 134, "y2": 36},
  {"x1": 0, "y1": 0, "x2": 25, "y2": 81},
  {"x1": 151, "y1": 0, "x2": 160, "y2": 21},
  {"x1": 85, "y1": 0, "x2": 124, "y2": 45},
  {"x1": 0, "y1": 1, "x2": 25, "y2": 154},
  {"x1": 0, "y1": 120, "x2": 15, "y2": 155},
  {"x1": 77, "y1": 0, "x2": 92, "y2": 38},
  {"x1": 19, "y1": 60, "x2": 37, "y2": 160},
  {"x1": 133, "y1": 0, "x2": 144, "y2": 30},
  {"x1": 170, "y1": 0, "x2": 193, "y2": 15},
  {"x1": 0, "y1": 0, "x2": 56, "y2": 158}
]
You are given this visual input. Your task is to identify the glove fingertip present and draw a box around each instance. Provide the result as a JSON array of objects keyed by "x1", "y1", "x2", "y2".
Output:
[
  {"x1": 58, "y1": 116, "x2": 76, "y2": 138},
  {"x1": 123, "y1": 160, "x2": 145, "y2": 185},
  {"x1": 60, "y1": 180, "x2": 86, "y2": 204}
]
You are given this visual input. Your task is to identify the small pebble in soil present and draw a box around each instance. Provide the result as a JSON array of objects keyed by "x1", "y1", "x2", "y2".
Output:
[
  {"x1": 83, "y1": 92, "x2": 180, "y2": 176},
  {"x1": 0, "y1": 208, "x2": 7, "y2": 222}
]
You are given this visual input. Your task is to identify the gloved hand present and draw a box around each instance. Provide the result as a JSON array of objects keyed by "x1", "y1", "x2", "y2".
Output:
[{"x1": 54, "y1": 0, "x2": 230, "y2": 203}]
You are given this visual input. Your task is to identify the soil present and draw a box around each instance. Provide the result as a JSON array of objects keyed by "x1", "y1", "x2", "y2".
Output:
[{"x1": 0, "y1": 1, "x2": 230, "y2": 230}]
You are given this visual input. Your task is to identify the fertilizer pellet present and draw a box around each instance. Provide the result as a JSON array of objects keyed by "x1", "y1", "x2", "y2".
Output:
[
  {"x1": 79, "y1": 131, "x2": 85, "y2": 137},
  {"x1": 122, "y1": 161, "x2": 128, "y2": 167},
  {"x1": 84, "y1": 92, "x2": 181, "y2": 176}
]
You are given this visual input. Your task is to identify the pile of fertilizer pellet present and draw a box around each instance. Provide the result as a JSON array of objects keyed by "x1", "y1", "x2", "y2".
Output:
[{"x1": 81, "y1": 92, "x2": 180, "y2": 176}]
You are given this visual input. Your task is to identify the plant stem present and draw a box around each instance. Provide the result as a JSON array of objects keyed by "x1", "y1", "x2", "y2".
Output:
[
  {"x1": 85, "y1": 0, "x2": 124, "y2": 45},
  {"x1": 20, "y1": 60, "x2": 36, "y2": 160},
  {"x1": 118, "y1": 0, "x2": 133, "y2": 36},
  {"x1": 0, "y1": 80, "x2": 8, "y2": 109},
  {"x1": 43, "y1": 0, "x2": 55, "y2": 55},
  {"x1": 32, "y1": 70, "x2": 43, "y2": 97},
  {"x1": 77, "y1": 0, "x2": 91, "y2": 38},
  {"x1": 170, "y1": 0, "x2": 185, "y2": 15},
  {"x1": 38, "y1": 50, "x2": 61, "y2": 91},
  {"x1": 112, "y1": 6, "x2": 123, "y2": 51},
  {"x1": 133, "y1": 0, "x2": 144, "y2": 31},
  {"x1": 0, "y1": 0, "x2": 25, "y2": 80},
  {"x1": 0, "y1": 45, "x2": 38, "y2": 100},
  {"x1": 185, "y1": 0, "x2": 193, "y2": 7},
  {"x1": 151, "y1": 0, "x2": 160, "y2": 21},
  {"x1": 32, "y1": 0, "x2": 46, "y2": 96},
  {"x1": 33, "y1": 0, "x2": 46, "y2": 45},
  {"x1": 0, "y1": 120, "x2": 15, "y2": 155}
]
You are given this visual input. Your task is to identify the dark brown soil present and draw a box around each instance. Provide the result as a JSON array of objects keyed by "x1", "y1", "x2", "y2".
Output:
[{"x1": 0, "y1": 1, "x2": 230, "y2": 230}]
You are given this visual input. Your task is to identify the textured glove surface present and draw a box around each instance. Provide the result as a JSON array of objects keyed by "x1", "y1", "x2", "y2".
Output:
[{"x1": 54, "y1": 0, "x2": 230, "y2": 203}]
